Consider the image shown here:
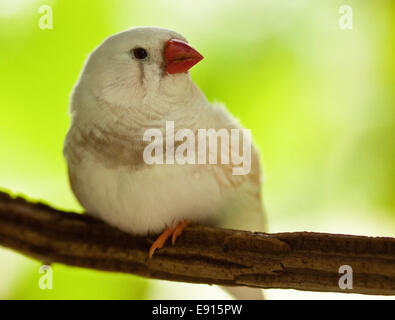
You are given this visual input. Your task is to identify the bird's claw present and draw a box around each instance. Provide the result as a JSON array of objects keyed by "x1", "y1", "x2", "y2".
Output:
[
  {"x1": 171, "y1": 220, "x2": 190, "y2": 245},
  {"x1": 149, "y1": 220, "x2": 190, "y2": 258}
]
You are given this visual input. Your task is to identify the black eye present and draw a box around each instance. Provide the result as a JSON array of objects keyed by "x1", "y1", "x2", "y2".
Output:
[{"x1": 132, "y1": 47, "x2": 148, "y2": 60}]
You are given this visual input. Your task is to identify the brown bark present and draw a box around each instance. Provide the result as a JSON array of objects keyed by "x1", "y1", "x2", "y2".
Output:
[{"x1": 0, "y1": 191, "x2": 394, "y2": 295}]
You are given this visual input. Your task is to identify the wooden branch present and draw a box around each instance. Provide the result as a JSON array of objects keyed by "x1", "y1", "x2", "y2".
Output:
[{"x1": 0, "y1": 190, "x2": 394, "y2": 296}]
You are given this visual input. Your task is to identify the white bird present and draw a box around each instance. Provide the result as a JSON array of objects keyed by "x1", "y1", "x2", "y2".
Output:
[{"x1": 64, "y1": 27, "x2": 265, "y2": 299}]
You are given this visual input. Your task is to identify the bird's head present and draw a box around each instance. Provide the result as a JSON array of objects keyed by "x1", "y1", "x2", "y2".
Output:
[{"x1": 72, "y1": 27, "x2": 204, "y2": 112}]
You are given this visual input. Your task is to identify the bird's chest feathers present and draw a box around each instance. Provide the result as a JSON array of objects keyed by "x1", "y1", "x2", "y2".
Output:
[
  {"x1": 70, "y1": 153, "x2": 226, "y2": 234},
  {"x1": 68, "y1": 109, "x2": 200, "y2": 170}
]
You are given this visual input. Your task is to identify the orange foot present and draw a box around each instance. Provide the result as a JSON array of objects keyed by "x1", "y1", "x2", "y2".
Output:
[
  {"x1": 149, "y1": 220, "x2": 190, "y2": 259},
  {"x1": 172, "y1": 220, "x2": 190, "y2": 245}
]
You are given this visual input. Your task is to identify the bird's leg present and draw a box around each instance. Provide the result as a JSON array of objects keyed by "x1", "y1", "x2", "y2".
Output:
[
  {"x1": 149, "y1": 226, "x2": 175, "y2": 259},
  {"x1": 171, "y1": 220, "x2": 190, "y2": 245},
  {"x1": 148, "y1": 220, "x2": 190, "y2": 258}
]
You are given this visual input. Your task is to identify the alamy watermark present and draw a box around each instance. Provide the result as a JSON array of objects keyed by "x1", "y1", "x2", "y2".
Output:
[
  {"x1": 339, "y1": 5, "x2": 353, "y2": 30},
  {"x1": 143, "y1": 121, "x2": 252, "y2": 175},
  {"x1": 338, "y1": 265, "x2": 353, "y2": 290},
  {"x1": 38, "y1": 265, "x2": 53, "y2": 290},
  {"x1": 38, "y1": 5, "x2": 53, "y2": 30}
]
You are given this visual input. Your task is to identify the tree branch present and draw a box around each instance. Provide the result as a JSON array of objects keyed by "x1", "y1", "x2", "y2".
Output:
[{"x1": 0, "y1": 190, "x2": 394, "y2": 295}]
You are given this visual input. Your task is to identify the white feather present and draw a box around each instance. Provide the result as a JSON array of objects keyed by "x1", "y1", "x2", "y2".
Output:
[{"x1": 64, "y1": 27, "x2": 265, "y2": 299}]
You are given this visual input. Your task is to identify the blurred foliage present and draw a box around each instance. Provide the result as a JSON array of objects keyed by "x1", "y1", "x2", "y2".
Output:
[
  {"x1": 0, "y1": 0, "x2": 394, "y2": 299},
  {"x1": 7, "y1": 258, "x2": 148, "y2": 299}
]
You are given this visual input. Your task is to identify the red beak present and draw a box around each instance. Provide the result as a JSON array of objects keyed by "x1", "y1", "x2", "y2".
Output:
[{"x1": 164, "y1": 39, "x2": 204, "y2": 75}]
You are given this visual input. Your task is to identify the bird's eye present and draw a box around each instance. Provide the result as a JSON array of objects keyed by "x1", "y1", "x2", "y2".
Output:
[{"x1": 131, "y1": 47, "x2": 148, "y2": 60}]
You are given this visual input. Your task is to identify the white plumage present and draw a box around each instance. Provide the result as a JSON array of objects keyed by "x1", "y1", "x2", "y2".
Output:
[{"x1": 64, "y1": 27, "x2": 265, "y2": 299}]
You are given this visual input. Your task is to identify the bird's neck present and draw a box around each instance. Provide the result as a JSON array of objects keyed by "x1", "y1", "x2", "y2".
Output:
[
  {"x1": 144, "y1": 73, "x2": 208, "y2": 112},
  {"x1": 71, "y1": 74, "x2": 209, "y2": 135}
]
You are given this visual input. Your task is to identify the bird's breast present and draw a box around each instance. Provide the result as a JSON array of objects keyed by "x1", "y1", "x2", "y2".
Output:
[{"x1": 66, "y1": 150, "x2": 234, "y2": 235}]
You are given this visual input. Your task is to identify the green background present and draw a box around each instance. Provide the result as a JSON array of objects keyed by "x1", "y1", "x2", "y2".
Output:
[{"x1": 0, "y1": 0, "x2": 394, "y2": 299}]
